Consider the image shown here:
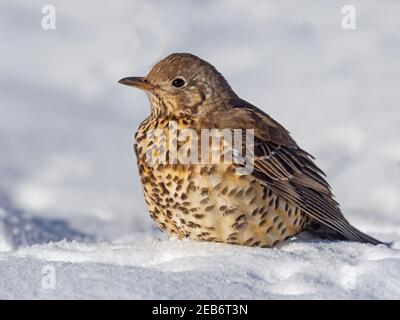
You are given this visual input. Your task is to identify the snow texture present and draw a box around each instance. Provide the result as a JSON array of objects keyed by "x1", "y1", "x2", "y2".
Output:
[{"x1": 1, "y1": 0, "x2": 400, "y2": 299}]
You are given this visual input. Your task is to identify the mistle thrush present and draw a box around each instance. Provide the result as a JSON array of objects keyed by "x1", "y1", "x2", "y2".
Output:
[{"x1": 119, "y1": 53, "x2": 383, "y2": 248}]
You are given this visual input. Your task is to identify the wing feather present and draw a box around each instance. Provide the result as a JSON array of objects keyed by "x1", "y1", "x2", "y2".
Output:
[{"x1": 206, "y1": 99, "x2": 383, "y2": 245}]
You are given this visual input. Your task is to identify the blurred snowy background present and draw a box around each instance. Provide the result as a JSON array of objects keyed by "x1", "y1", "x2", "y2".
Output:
[{"x1": 1, "y1": 0, "x2": 400, "y2": 299}]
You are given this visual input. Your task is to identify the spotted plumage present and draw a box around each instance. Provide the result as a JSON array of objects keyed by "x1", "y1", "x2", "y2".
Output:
[{"x1": 119, "y1": 52, "x2": 383, "y2": 248}]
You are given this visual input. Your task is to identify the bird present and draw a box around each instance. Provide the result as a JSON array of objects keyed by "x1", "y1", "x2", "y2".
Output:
[{"x1": 119, "y1": 52, "x2": 383, "y2": 248}]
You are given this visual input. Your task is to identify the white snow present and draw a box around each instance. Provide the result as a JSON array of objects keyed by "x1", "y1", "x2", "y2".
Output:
[
  {"x1": 1, "y1": 0, "x2": 400, "y2": 299},
  {"x1": 1, "y1": 238, "x2": 400, "y2": 299}
]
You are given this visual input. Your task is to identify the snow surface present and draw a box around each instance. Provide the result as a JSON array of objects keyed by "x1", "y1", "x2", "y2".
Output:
[
  {"x1": 1, "y1": 0, "x2": 400, "y2": 299},
  {"x1": 1, "y1": 238, "x2": 400, "y2": 299}
]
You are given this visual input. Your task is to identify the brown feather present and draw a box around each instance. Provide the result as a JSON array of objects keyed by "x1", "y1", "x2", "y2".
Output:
[{"x1": 211, "y1": 98, "x2": 383, "y2": 245}]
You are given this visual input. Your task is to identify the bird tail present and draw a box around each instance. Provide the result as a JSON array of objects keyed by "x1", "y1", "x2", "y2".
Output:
[
  {"x1": 346, "y1": 224, "x2": 385, "y2": 245},
  {"x1": 306, "y1": 219, "x2": 386, "y2": 245}
]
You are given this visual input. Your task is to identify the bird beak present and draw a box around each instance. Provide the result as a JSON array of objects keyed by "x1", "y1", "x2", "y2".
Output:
[{"x1": 118, "y1": 77, "x2": 153, "y2": 91}]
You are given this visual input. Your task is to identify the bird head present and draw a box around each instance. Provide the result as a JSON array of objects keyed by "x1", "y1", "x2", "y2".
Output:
[{"x1": 119, "y1": 53, "x2": 236, "y2": 117}]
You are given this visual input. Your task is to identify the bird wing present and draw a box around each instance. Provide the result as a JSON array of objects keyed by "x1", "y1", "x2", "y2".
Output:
[{"x1": 207, "y1": 98, "x2": 382, "y2": 244}]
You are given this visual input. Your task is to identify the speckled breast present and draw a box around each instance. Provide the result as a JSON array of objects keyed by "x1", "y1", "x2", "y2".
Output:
[{"x1": 134, "y1": 117, "x2": 308, "y2": 247}]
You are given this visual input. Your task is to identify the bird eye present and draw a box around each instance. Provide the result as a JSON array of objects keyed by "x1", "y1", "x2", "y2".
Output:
[{"x1": 172, "y1": 77, "x2": 186, "y2": 88}]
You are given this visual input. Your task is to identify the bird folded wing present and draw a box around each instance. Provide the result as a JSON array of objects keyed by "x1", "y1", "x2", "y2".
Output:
[{"x1": 213, "y1": 100, "x2": 382, "y2": 244}]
